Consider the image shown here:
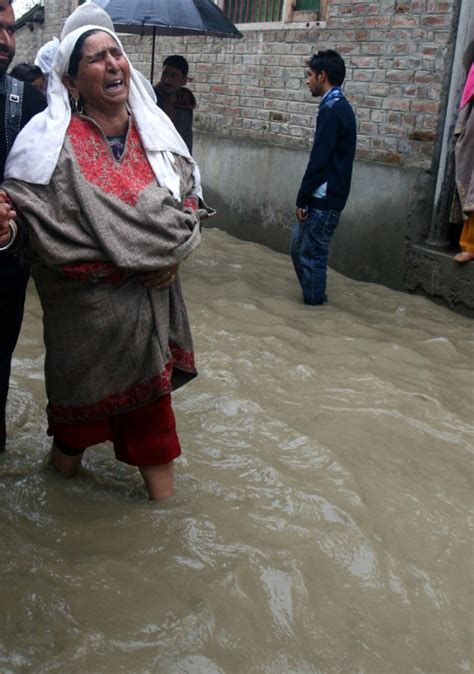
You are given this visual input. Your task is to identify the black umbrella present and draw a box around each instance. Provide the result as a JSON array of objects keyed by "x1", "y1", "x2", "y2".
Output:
[{"x1": 102, "y1": 0, "x2": 242, "y2": 81}]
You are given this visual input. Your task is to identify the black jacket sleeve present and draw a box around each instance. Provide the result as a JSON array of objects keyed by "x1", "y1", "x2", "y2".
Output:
[
  {"x1": 21, "y1": 83, "x2": 47, "y2": 128},
  {"x1": 296, "y1": 106, "x2": 340, "y2": 209}
]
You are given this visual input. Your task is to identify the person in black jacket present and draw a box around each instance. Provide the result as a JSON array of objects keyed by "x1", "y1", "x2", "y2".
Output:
[
  {"x1": 291, "y1": 50, "x2": 356, "y2": 305},
  {"x1": 154, "y1": 55, "x2": 196, "y2": 154},
  {"x1": 10, "y1": 62, "x2": 44, "y2": 91},
  {"x1": 0, "y1": 0, "x2": 46, "y2": 452}
]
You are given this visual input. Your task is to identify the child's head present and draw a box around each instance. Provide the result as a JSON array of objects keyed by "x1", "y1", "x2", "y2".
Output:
[{"x1": 159, "y1": 55, "x2": 189, "y2": 95}]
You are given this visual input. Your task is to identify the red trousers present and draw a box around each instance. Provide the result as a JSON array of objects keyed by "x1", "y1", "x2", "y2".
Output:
[{"x1": 48, "y1": 394, "x2": 181, "y2": 466}]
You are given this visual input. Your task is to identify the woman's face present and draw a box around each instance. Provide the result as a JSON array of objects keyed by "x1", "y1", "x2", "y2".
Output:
[{"x1": 66, "y1": 31, "x2": 130, "y2": 116}]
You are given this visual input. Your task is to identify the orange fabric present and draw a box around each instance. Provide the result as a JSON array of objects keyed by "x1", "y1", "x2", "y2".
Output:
[{"x1": 459, "y1": 213, "x2": 474, "y2": 254}]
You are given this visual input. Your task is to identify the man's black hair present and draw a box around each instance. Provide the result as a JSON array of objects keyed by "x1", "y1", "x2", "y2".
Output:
[
  {"x1": 307, "y1": 49, "x2": 346, "y2": 87},
  {"x1": 10, "y1": 62, "x2": 42, "y2": 83},
  {"x1": 163, "y1": 54, "x2": 189, "y2": 77}
]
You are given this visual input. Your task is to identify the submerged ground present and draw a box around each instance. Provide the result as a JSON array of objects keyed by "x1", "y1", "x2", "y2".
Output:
[{"x1": 1, "y1": 228, "x2": 472, "y2": 673}]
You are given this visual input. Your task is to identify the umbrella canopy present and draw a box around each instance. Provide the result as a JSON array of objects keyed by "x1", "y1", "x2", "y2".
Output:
[
  {"x1": 100, "y1": 0, "x2": 242, "y2": 81},
  {"x1": 102, "y1": 0, "x2": 243, "y2": 39}
]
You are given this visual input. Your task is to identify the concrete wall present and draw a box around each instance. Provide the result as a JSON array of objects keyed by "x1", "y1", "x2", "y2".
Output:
[
  {"x1": 195, "y1": 131, "x2": 432, "y2": 291},
  {"x1": 406, "y1": 245, "x2": 474, "y2": 313}
]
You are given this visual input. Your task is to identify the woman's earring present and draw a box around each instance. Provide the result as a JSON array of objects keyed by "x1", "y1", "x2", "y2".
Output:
[{"x1": 71, "y1": 97, "x2": 83, "y2": 114}]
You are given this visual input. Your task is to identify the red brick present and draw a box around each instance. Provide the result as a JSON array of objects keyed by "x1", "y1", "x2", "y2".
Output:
[
  {"x1": 369, "y1": 83, "x2": 390, "y2": 96},
  {"x1": 420, "y1": 46, "x2": 437, "y2": 56},
  {"x1": 355, "y1": 147, "x2": 375, "y2": 161},
  {"x1": 362, "y1": 97, "x2": 384, "y2": 110},
  {"x1": 350, "y1": 56, "x2": 379, "y2": 68},
  {"x1": 421, "y1": 115, "x2": 438, "y2": 130},
  {"x1": 415, "y1": 70, "x2": 439, "y2": 84},
  {"x1": 360, "y1": 121, "x2": 379, "y2": 134},
  {"x1": 409, "y1": 129, "x2": 436, "y2": 142},
  {"x1": 366, "y1": 16, "x2": 391, "y2": 27},
  {"x1": 383, "y1": 97, "x2": 411, "y2": 111},
  {"x1": 353, "y1": 70, "x2": 376, "y2": 81},
  {"x1": 426, "y1": 1, "x2": 451, "y2": 12},
  {"x1": 387, "y1": 112, "x2": 401, "y2": 124},
  {"x1": 402, "y1": 85, "x2": 419, "y2": 96},
  {"x1": 401, "y1": 113, "x2": 417, "y2": 126},
  {"x1": 210, "y1": 84, "x2": 226, "y2": 94},
  {"x1": 411, "y1": 100, "x2": 440, "y2": 114},
  {"x1": 386, "y1": 70, "x2": 414, "y2": 83},
  {"x1": 354, "y1": 42, "x2": 385, "y2": 56},
  {"x1": 337, "y1": 44, "x2": 361, "y2": 55},
  {"x1": 392, "y1": 15, "x2": 420, "y2": 28},
  {"x1": 421, "y1": 14, "x2": 453, "y2": 28},
  {"x1": 379, "y1": 125, "x2": 406, "y2": 137},
  {"x1": 394, "y1": 1, "x2": 410, "y2": 13},
  {"x1": 353, "y1": 3, "x2": 380, "y2": 15}
]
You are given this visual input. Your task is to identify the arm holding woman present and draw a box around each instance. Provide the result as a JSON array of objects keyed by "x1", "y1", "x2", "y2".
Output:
[{"x1": 0, "y1": 191, "x2": 16, "y2": 249}]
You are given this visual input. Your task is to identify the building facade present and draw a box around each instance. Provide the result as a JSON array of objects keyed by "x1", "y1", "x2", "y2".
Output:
[{"x1": 14, "y1": 0, "x2": 474, "y2": 311}]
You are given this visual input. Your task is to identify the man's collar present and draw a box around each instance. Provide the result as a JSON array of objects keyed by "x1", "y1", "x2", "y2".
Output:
[
  {"x1": 320, "y1": 86, "x2": 344, "y2": 107},
  {"x1": 320, "y1": 86, "x2": 336, "y2": 103}
]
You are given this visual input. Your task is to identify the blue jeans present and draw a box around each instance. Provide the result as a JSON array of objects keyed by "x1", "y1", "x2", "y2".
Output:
[{"x1": 291, "y1": 208, "x2": 340, "y2": 305}]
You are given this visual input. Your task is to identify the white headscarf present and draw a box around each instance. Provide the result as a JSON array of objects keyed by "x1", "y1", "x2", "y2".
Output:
[
  {"x1": 34, "y1": 36, "x2": 60, "y2": 74},
  {"x1": 60, "y1": 1, "x2": 114, "y2": 40},
  {"x1": 60, "y1": 3, "x2": 157, "y2": 102},
  {"x1": 5, "y1": 25, "x2": 201, "y2": 200}
]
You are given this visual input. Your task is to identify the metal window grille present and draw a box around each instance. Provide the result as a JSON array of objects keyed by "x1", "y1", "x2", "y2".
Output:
[
  {"x1": 223, "y1": 0, "x2": 284, "y2": 23},
  {"x1": 295, "y1": 0, "x2": 320, "y2": 9}
]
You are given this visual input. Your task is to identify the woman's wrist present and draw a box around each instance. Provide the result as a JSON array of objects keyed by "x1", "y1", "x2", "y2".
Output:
[{"x1": 0, "y1": 220, "x2": 18, "y2": 251}]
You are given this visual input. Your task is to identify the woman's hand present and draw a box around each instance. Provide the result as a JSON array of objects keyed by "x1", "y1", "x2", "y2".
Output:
[
  {"x1": 0, "y1": 191, "x2": 16, "y2": 248},
  {"x1": 140, "y1": 264, "x2": 179, "y2": 289}
]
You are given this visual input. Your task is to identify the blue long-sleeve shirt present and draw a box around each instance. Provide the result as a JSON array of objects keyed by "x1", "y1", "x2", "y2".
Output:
[{"x1": 296, "y1": 90, "x2": 356, "y2": 212}]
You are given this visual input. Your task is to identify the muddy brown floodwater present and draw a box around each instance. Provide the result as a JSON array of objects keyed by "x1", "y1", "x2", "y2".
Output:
[{"x1": 1, "y1": 228, "x2": 473, "y2": 674}]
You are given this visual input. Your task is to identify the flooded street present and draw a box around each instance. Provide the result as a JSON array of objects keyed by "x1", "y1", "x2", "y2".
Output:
[{"x1": 1, "y1": 228, "x2": 473, "y2": 674}]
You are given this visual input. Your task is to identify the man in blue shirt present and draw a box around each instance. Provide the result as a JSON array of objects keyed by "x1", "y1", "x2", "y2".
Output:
[{"x1": 292, "y1": 50, "x2": 356, "y2": 305}]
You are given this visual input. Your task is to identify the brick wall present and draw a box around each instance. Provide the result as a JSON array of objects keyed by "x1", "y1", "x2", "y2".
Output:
[
  {"x1": 14, "y1": 0, "x2": 458, "y2": 170},
  {"x1": 151, "y1": 0, "x2": 458, "y2": 170}
]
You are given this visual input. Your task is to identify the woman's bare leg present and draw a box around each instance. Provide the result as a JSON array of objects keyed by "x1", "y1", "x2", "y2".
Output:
[
  {"x1": 50, "y1": 442, "x2": 84, "y2": 478},
  {"x1": 139, "y1": 462, "x2": 174, "y2": 500}
]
